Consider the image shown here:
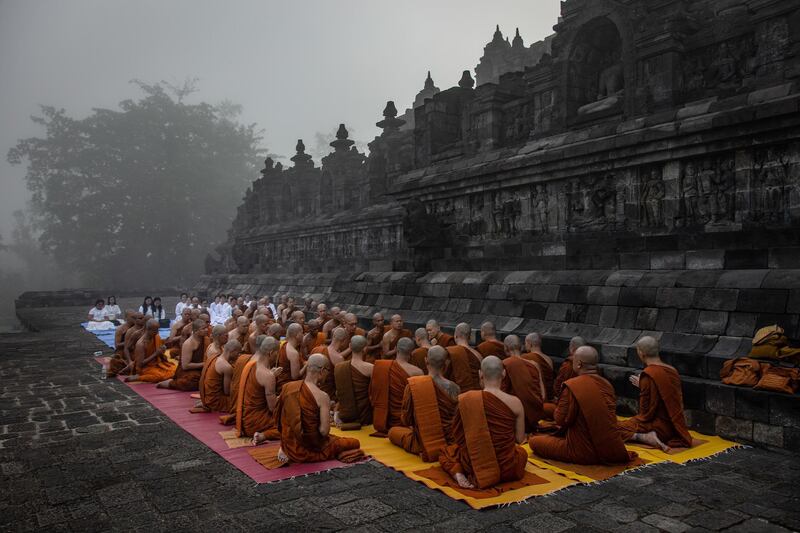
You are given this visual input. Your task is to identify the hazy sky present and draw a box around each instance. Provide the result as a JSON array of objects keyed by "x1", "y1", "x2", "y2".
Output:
[{"x1": 0, "y1": 0, "x2": 560, "y2": 237}]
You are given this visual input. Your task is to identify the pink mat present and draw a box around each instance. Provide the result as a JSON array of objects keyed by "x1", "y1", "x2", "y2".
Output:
[{"x1": 95, "y1": 356, "x2": 352, "y2": 483}]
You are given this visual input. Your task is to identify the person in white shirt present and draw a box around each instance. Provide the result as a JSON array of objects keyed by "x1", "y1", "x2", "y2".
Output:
[
  {"x1": 210, "y1": 295, "x2": 226, "y2": 325},
  {"x1": 151, "y1": 297, "x2": 169, "y2": 327},
  {"x1": 264, "y1": 296, "x2": 278, "y2": 321},
  {"x1": 139, "y1": 296, "x2": 155, "y2": 317},
  {"x1": 106, "y1": 296, "x2": 122, "y2": 325},
  {"x1": 86, "y1": 299, "x2": 114, "y2": 330},
  {"x1": 175, "y1": 293, "x2": 188, "y2": 319},
  {"x1": 243, "y1": 293, "x2": 253, "y2": 308}
]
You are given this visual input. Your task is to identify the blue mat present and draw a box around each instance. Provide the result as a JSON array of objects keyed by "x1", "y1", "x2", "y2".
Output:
[{"x1": 81, "y1": 322, "x2": 172, "y2": 349}]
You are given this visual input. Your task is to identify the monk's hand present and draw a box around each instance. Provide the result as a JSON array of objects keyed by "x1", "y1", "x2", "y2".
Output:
[
  {"x1": 629, "y1": 374, "x2": 640, "y2": 388},
  {"x1": 333, "y1": 411, "x2": 342, "y2": 428},
  {"x1": 271, "y1": 367, "x2": 283, "y2": 378},
  {"x1": 454, "y1": 473, "x2": 474, "y2": 489}
]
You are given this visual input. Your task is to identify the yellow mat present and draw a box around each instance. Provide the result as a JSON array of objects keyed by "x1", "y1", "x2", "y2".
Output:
[
  {"x1": 526, "y1": 443, "x2": 663, "y2": 483},
  {"x1": 628, "y1": 431, "x2": 743, "y2": 464},
  {"x1": 219, "y1": 429, "x2": 254, "y2": 449},
  {"x1": 330, "y1": 425, "x2": 576, "y2": 509}
]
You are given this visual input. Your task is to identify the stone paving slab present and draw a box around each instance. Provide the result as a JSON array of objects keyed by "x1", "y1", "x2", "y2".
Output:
[{"x1": 1, "y1": 305, "x2": 799, "y2": 532}]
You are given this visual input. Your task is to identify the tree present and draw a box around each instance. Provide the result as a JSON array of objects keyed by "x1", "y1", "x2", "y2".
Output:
[{"x1": 8, "y1": 81, "x2": 264, "y2": 288}]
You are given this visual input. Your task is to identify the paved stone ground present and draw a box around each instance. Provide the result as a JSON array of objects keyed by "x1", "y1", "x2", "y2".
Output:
[{"x1": 2, "y1": 305, "x2": 799, "y2": 532}]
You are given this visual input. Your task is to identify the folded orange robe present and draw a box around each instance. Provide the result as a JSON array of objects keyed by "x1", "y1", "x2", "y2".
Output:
[
  {"x1": 501, "y1": 357, "x2": 544, "y2": 433},
  {"x1": 276, "y1": 343, "x2": 306, "y2": 392},
  {"x1": 198, "y1": 354, "x2": 228, "y2": 412},
  {"x1": 553, "y1": 357, "x2": 575, "y2": 398},
  {"x1": 369, "y1": 360, "x2": 410, "y2": 435},
  {"x1": 235, "y1": 359, "x2": 279, "y2": 439},
  {"x1": 618, "y1": 365, "x2": 692, "y2": 448},
  {"x1": 168, "y1": 338, "x2": 208, "y2": 391},
  {"x1": 310, "y1": 345, "x2": 337, "y2": 401},
  {"x1": 410, "y1": 347, "x2": 429, "y2": 372},
  {"x1": 434, "y1": 332, "x2": 456, "y2": 347},
  {"x1": 334, "y1": 361, "x2": 372, "y2": 426},
  {"x1": 477, "y1": 339, "x2": 506, "y2": 359},
  {"x1": 529, "y1": 374, "x2": 637, "y2": 465},
  {"x1": 382, "y1": 329, "x2": 413, "y2": 360},
  {"x1": 275, "y1": 381, "x2": 363, "y2": 463},
  {"x1": 388, "y1": 376, "x2": 456, "y2": 462},
  {"x1": 439, "y1": 391, "x2": 528, "y2": 489},
  {"x1": 446, "y1": 346, "x2": 482, "y2": 392},
  {"x1": 136, "y1": 335, "x2": 177, "y2": 383},
  {"x1": 522, "y1": 352, "x2": 554, "y2": 400},
  {"x1": 225, "y1": 353, "x2": 253, "y2": 415}
]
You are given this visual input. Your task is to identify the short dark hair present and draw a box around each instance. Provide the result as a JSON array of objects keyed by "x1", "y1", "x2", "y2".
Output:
[
  {"x1": 95, "y1": 299, "x2": 104, "y2": 305},
  {"x1": 181, "y1": 292, "x2": 188, "y2": 298}
]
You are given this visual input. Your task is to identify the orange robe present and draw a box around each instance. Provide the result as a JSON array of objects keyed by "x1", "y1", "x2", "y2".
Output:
[
  {"x1": 439, "y1": 391, "x2": 528, "y2": 489},
  {"x1": 382, "y1": 329, "x2": 414, "y2": 360},
  {"x1": 445, "y1": 345, "x2": 482, "y2": 392},
  {"x1": 618, "y1": 365, "x2": 692, "y2": 448},
  {"x1": 136, "y1": 335, "x2": 177, "y2": 383},
  {"x1": 529, "y1": 374, "x2": 637, "y2": 465},
  {"x1": 334, "y1": 361, "x2": 372, "y2": 426},
  {"x1": 276, "y1": 342, "x2": 306, "y2": 392},
  {"x1": 108, "y1": 325, "x2": 133, "y2": 376},
  {"x1": 369, "y1": 360, "x2": 410, "y2": 435},
  {"x1": 275, "y1": 381, "x2": 363, "y2": 463},
  {"x1": 232, "y1": 330, "x2": 251, "y2": 359},
  {"x1": 477, "y1": 339, "x2": 506, "y2": 359},
  {"x1": 434, "y1": 332, "x2": 456, "y2": 347},
  {"x1": 235, "y1": 359, "x2": 280, "y2": 439},
  {"x1": 310, "y1": 345, "x2": 337, "y2": 400},
  {"x1": 553, "y1": 357, "x2": 575, "y2": 398},
  {"x1": 501, "y1": 357, "x2": 544, "y2": 433},
  {"x1": 198, "y1": 354, "x2": 228, "y2": 412},
  {"x1": 410, "y1": 347, "x2": 429, "y2": 372},
  {"x1": 388, "y1": 376, "x2": 456, "y2": 462},
  {"x1": 364, "y1": 327, "x2": 385, "y2": 363},
  {"x1": 168, "y1": 338, "x2": 208, "y2": 391},
  {"x1": 522, "y1": 352, "x2": 554, "y2": 400},
  {"x1": 226, "y1": 353, "x2": 253, "y2": 415}
]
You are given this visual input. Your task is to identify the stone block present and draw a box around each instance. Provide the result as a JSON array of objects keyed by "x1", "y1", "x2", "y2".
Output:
[
  {"x1": 769, "y1": 394, "x2": 800, "y2": 428},
  {"x1": 686, "y1": 409, "x2": 715, "y2": 434},
  {"x1": 586, "y1": 286, "x2": 620, "y2": 305},
  {"x1": 693, "y1": 288, "x2": 739, "y2": 311},
  {"x1": 705, "y1": 383, "x2": 736, "y2": 416},
  {"x1": 716, "y1": 270, "x2": 768, "y2": 289},
  {"x1": 639, "y1": 270, "x2": 682, "y2": 288},
  {"x1": 655, "y1": 288, "x2": 696, "y2": 309},
  {"x1": 674, "y1": 309, "x2": 699, "y2": 333},
  {"x1": 650, "y1": 251, "x2": 685, "y2": 270},
  {"x1": 725, "y1": 312, "x2": 758, "y2": 337},
  {"x1": 660, "y1": 332, "x2": 702, "y2": 353},
  {"x1": 676, "y1": 270, "x2": 723, "y2": 288},
  {"x1": 635, "y1": 308, "x2": 659, "y2": 330},
  {"x1": 686, "y1": 249, "x2": 725, "y2": 270},
  {"x1": 708, "y1": 336, "x2": 744, "y2": 357},
  {"x1": 736, "y1": 289, "x2": 788, "y2": 314},
  {"x1": 762, "y1": 269, "x2": 800, "y2": 289},
  {"x1": 530, "y1": 284, "x2": 560, "y2": 302},
  {"x1": 695, "y1": 311, "x2": 728, "y2": 335},
  {"x1": 715, "y1": 415, "x2": 753, "y2": 442},
  {"x1": 671, "y1": 352, "x2": 706, "y2": 378},
  {"x1": 521, "y1": 302, "x2": 548, "y2": 320},
  {"x1": 655, "y1": 308, "x2": 678, "y2": 332},
  {"x1": 619, "y1": 287, "x2": 657, "y2": 307},
  {"x1": 600, "y1": 345, "x2": 628, "y2": 366},
  {"x1": 485, "y1": 284, "x2": 508, "y2": 300},
  {"x1": 734, "y1": 388, "x2": 770, "y2": 421},
  {"x1": 768, "y1": 248, "x2": 800, "y2": 268},
  {"x1": 784, "y1": 427, "x2": 800, "y2": 453},
  {"x1": 620, "y1": 252, "x2": 651, "y2": 269},
  {"x1": 614, "y1": 307, "x2": 639, "y2": 329},
  {"x1": 724, "y1": 249, "x2": 769, "y2": 269},
  {"x1": 545, "y1": 303, "x2": 569, "y2": 322},
  {"x1": 789, "y1": 289, "x2": 800, "y2": 313},
  {"x1": 584, "y1": 305, "x2": 602, "y2": 325},
  {"x1": 598, "y1": 306, "x2": 618, "y2": 327},
  {"x1": 681, "y1": 379, "x2": 706, "y2": 410},
  {"x1": 557, "y1": 285, "x2": 588, "y2": 304},
  {"x1": 752, "y1": 422, "x2": 783, "y2": 448}
]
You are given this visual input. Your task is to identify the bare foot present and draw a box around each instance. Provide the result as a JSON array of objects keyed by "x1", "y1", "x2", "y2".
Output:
[
  {"x1": 252, "y1": 432, "x2": 264, "y2": 446},
  {"x1": 333, "y1": 411, "x2": 343, "y2": 428},
  {"x1": 454, "y1": 472, "x2": 475, "y2": 489},
  {"x1": 638, "y1": 431, "x2": 670, "y2": 452},
  {"x1": 277, "y1": 447, "x2": 289, "y2": 464}
]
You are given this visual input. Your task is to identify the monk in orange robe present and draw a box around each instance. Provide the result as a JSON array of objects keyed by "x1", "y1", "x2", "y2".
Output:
[
  {"x1": 388, "y1": 345, "x2": 459, "y2": 461},
  {"x1": 276, "y1": 354, "x2": 364, "y2": 464},
  {"x1": 166, "y1": 307, "x2": 192, "y2": 348},
  {"x1": 501, "y1": 335, "x2": 545, "y2": 433},
  {"x1": 220, "y1": 333, "x2": 266, "y2": 425},
  {"x1": 381, "y1": 314, "x2": 413, "y2": 360},
  {"x1": 204, "y1": 325, "x2": 228, "y2": 362},
  {"x1": 302, "y1": 319, "x2": 326, "y2": 357},
  {"x1": 343, "y1": 312, "x2": 367, "y2": 344},
  {"x1": 522, "y1": 332, "x2": 555, "y2": 401},
  {"x1": 529, "y1": 346, "x2": 639, "y2": 465},
  {"x1": 311, "y1": 326, "x2": 348, "y2": 400},
  {"x1": 276, "y1": 323, "x2": 307, "y2": 392},
  {"x1": 247, "y1": 315, "x2": 270, "y2": 354},
  {"x1": 364, "y1": 313, "x2": 386, "y2": 363},
  {"x1": 476, "y1": 321, "x2": 505, "y2": 359},
  {"x1": 411, "y1": 328, "x2": 431, "y2": 372},
  {"x1": 369, "y1": 337, "x2": 423, "y2": 436},
  {"x1": 125, "y1": 319, "x2": 177, "y2": 383},
  {"x1": 618, "y1": 336, "x2": 691, "y2": 450},
  {"x1": 108, "y1": 310, "x2": 139, "y2": 376},
  {"x1": 439, "y1": 356, "x2": 528, "y2": 489},
  {"x1": 237, "y1": 336, "x2": 283, "y2": 445},
  {"x1": 427, "y1": 319, "x2": 455, "y2": 347},
  {"x1": 157, "y1": 319, "x2": 208, "y2": 391},
  {"x1": 228, "y1": 316, "x2": 251, "y2": 359},
  {"x1": 445, "y1": 323, "x2": 483, "y2": 392},
  {"x1": 193, "y1": 339, "x2": 240, "y2": 413},
  {"x1": 553, "y1": 336, "x2": 586, "y2": 399},
  {"x1": 334, "y1": 335, "x2": 373, "y2": 429},
  {"x1": 322, "y1": 306, "x2": 341, "y2": 338}
]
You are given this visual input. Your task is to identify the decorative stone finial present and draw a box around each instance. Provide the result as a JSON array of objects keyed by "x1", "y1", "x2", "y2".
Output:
[
  {"x1": 376, "y1": 100, "x2": 405, "y2": 132},
  {"x1": 424, "y1": 70, "x2": 434, "y2": 90},
  {"x1": 458, "y1": 70, "x2": 475, "y2": 89},
  {"x1": 296, "y1": 139, "x2": 306, "y2": 154},
  {"x1": 260, "y1": 157, "x2": 274, "y2": 177},
  {"x1": 330, "y1": 123, "x2": 355, "y2": 152},
  {"x1": 383, "y1": 101, "x2": 398, "y2": 118},
  {"x1": 291, "y1": 139, "x2": 314, "y2": 168},
  {"x1": 512, "y1": 27, "x2": 524, "y2": 49},
  {"x1": 336, "y1": 123, "x2": 349, "y2": 140}
]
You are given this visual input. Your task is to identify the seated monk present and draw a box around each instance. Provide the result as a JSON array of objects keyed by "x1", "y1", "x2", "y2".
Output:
[
  {"x1": 108, "y1": 310, "x2": 137, "y2": 376},
  {"x1": 501, "y1": 335, "x2": 545, "y2": 433},
  {"x1": 369, "y1": 337, "x2": 423, "y2": 436},
  {"x1": 316, "y1": 303, "x2": 330, "y2": 330},
  {"x1": 224, "y1": 306, "x2": 243, "y2": 331},
  {"x1": 167, "y1": 307, "x2": 192, "y2": 347},
  {"x1": 288, "y1": 310, "x2": 307, "y2": 331},
  {"x1": 220, "y1": 334, "x2": 266, "y2": 425},
  {"x1": 364, "y1": 312, "x2": 386, "y2": 363},
  {"x1": 618, "y1": 336, "x2": 691, "y2": 450},
  {"x1": 381, "y1": 314, "x2": 413, "y2": 360},
  {"x1": 248, "y1": 315, "x2": 270, "y2": 354},
  {"x1": 267, "y1": 322, "x2": 283, "y2": 342},
  {"x1": 477, "y1": 321, "x2": 506, "y2": 359},
  {"x1": 553, "y1": 336, "x2": 586, "y2": 399},
  {"x1": 311, "y1": 326, "x2": 349, "y2": 400},
  {"x1": 529, "y1": 346, "x2": 639, "y2": 465},
  {"x1": 445, "y1": 323, "x2": 483, "y2": 392},
  {"x1": 333, "y1": 335, "x2": 373, "y2": 428},
  {"x1": 193, "y1": 339, "x2": 240, "y2": 413},
  {"x1": 237, "y1": 337, "x2": 284, "y2": 445},
  {"x1": 322, "y1": 306, "x2": 341, "y2": 338},
  {"x1": 439, "y1": 356, "x2": 528, "y2": 489},
  {"x1": 204, "y1": 325, "x2": 229, "y2": 362},
  {"x1": 343, "y1": 312, "x2": 367, "y2": 344},
  {"x1": 157, "y1": 319, "x2": 209, "y2": 391},
  {"x1": 276, "y1": 354, "x2": 363, "y2": 464},
  {"x1": 275, "y1": 323, "x2": 307, "y2": 391},
  {"x1": 114, "y1": 311, "x2": 146, "y2": 376},
  {"x1": 427, "y1": 319, "x2": 455, "y2": 347},
  {"x1": 388, "y1": 345, "x2": 459, "y2": 461},
  {"x1": 301, "y1": 319, "x2": 326, "y2": 357},
  {"x1": 411, "y1": 328, "x2": 431, "y2": 372},
  {"x1": 522, "y1": 332, "x2": 554, "y2": 401},
  {"x1": 125, "y1": 319, "x2": 177, "y2": 383},
  {"x1": 229, "y1": 316, "x2": 252, "y2": 359}
]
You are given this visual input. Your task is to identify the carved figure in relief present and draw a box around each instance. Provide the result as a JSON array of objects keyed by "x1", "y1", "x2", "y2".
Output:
[
  {"x1": 531, "y1": 184, "x2": 549, "y2": 233},
  {"x1": 641, "y1": 168, "x2": 665, "y2": 227}
]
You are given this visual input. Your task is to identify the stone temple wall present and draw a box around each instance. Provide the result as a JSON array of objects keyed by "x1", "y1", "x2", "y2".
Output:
[{"x1": 202, "y1": 0, "x2": 800, "y2": 450}]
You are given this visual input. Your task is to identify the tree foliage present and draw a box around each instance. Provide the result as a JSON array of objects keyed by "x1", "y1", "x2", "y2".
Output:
[{"x1": 8, "y1": 81, "x2": 263, "y2": 288}]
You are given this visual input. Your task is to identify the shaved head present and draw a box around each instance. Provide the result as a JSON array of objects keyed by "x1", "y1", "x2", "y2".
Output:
[
  {"x1": 145, "y1": 318, "x2": 159, "y2": 332},
  {"x1": 397, "y1": 337, "x2": 414, "y2": 358},
  {"x1": 287, "y1": 323, "x2": 303, "y2": 338},
  {"x1": 350, "y1": 334, "x2": 367, "y2": 353},
  {"x1": 255, "y1": 314, "x2": 268, "y2": 326},
  {"x1": 481, "y1": 355, "x2": 504, "y2": 381},
  {"x1": 308, "y1": 319, "x2": 320, "y2": 330},
  {"x1": 307, "y1": 353, "x2": 327, "y2": 372},
  {"x1": 224, "y1": 339, "x2": 242, "y2": 352},
  {"x1": 569, "y1": 336, "x2": 586, "y2": 354},
  {"x1": 332, "y1": 327, "x2": 348, "y2": 342},
  {"x1": 427, "y1": 345, "x2": 448, "y2": 371},
  {"x1": 191, "y1": 319, "x2": 206, "y2": 332},
  {"x1": 254, "y1": 334, "x2": 267, "y2": 350},
  {"x1": 636, "y1": 336, "x2": 659, "y2": 358},
  {"x1": 525, "y1": 332, "x2": 542, "y2": 348},
  {"x1": 211, "y1": 325, "x2": 227, "y2": 338},
  {"x1": 504, "y1": 334, "x2": 521, "y2": 353},
  {"x1": 454, "y1": 322, "x2": 471, "y2": 339},
  {"x1": 237, "y1": 316, "x2": 249, "y2": 327},
  {"x1": 481, "y1": 321, "x2": 496, "y2": 336},
  {"x1": 260, "y1": 336, "x2": 279, "y2": 354},
  {"x1": 574, "y1": 345, "x2": 599, "y2": 370},
  {"x1": 414, "y1": 327, "x2": 427, "y2": 341},
  {"x1": 267, "y1": 323, "x2": 282, "y2": 338}
]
